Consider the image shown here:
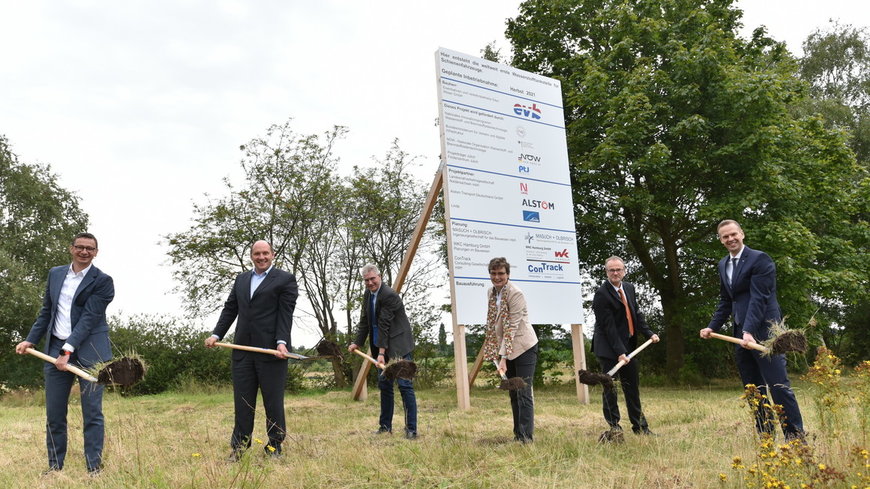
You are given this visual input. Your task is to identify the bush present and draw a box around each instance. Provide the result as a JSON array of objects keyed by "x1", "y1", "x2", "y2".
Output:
[{"x1": 109, "y1": 314, "x2": 304, "y2": 395}]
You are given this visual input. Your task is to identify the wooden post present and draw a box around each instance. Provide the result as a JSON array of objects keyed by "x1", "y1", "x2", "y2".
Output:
[
  {"x1": 453, "y1": 323, "x2": 470, "y2": 410},
  {"x1": 468, "y1": 343, "x2": 486, "y2": 387},
  {"x1": 352, "y1": 168, "x2": 443, "y2": 401},
  {"x1": 571, "y1": 324, "x2": 589, "y2": 404}
]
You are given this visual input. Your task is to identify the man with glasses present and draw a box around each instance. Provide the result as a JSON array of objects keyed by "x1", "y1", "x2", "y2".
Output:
[
  {"x1": 591, "y1": 256, "x2": 659, "y2": 441},
  {"x1": 15, "y1": 232, "x2": 115, "y2": 475},
  {"x1": 348, "y1": 263, "x2": 417, "y2": 439}
]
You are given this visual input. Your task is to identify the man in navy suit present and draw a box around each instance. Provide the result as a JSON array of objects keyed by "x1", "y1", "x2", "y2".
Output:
[
  {"x1": 205, "y1": 240, "x2": 298, "y2": 459},
  {"x1": 15, "y1": 232, "x2": 114, "y2": 475},
  {"x1": 701, "y1": 219, "x2": 804, "y2": 439},
  {"x1": 348, "y1": 263, "x2": 417, "y2": 439},
  {"x1": 592, "y1": 256, "x2": 659, "y2": 438}
]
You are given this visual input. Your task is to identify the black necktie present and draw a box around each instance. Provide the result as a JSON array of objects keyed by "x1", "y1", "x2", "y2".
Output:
[{"x1": 729, "y1": 257, "x2": 738, "y2": 286}]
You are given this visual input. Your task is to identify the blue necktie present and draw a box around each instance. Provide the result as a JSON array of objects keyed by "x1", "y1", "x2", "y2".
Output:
[{"x1": 369, "y1": 293, "x2": 378, "y2": 346}]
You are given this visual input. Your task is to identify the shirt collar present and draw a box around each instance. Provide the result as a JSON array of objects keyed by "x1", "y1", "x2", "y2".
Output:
[
  {"x1": 253, "y1": 265, "x2": 273, "y2": 278},
  {"x1": 730, "y1": 246, "x2": 745, "y2": 260},
  {"x1": 68, "y1": 263, "x2": 92, "y2": 277}
]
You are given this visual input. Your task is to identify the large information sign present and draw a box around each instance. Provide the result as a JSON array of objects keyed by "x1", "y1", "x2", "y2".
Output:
[{"x1": 435, "y1": 47, "x2": 584, "y2": 325}]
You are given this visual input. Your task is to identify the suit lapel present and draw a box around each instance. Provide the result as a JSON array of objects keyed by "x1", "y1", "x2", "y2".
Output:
[
  {"x1": 240, "y1": 271, "x2": 253, "y2": 301},
  {"x1": 72, "y1": 267, "x2": 98, "y2": 303},
  {"x1": 250, "y1": 270, "x2": 276, "y2": 300}
]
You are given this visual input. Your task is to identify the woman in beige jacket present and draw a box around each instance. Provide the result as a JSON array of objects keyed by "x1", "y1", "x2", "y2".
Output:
[{"x1": 483, "y1": 257, "x2": 539, "y2": 442}]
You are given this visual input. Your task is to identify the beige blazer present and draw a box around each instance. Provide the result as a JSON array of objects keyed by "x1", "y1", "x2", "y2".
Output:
[{"x1": 487, "y1": 281, "x2": 538, "y2": 360}]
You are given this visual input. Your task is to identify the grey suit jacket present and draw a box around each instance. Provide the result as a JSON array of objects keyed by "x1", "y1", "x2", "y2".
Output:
[
  {"x1": 26, "y1": 264, "x2": 114, "y2": 366},
  {"x1": 354, "y1": 284, "x2": 414, "y2": 358}
]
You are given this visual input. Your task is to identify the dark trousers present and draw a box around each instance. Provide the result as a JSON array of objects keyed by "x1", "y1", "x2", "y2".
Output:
[
  {"x1": 734, "y1": 346, "x2": 804, "y2": 437},
  {"x1": 378, "y1": 353, "x2": 417, "y2": 435},
  {"x1": 598, "y1": 354, "x2": 649, "y2": 432},
  {"x1": 44, "y1": 335, "x2": 105, "y2": 471},
  {"x1": 231, "y1": 353, "x2": 288, "y2": 452},
  {"x1": 506, "y1": 343, "x2": 537, "y2": 441}
]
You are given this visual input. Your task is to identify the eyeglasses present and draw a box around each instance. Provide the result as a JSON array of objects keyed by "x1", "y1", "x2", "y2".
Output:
[
  {"x1": 606, "y1": 268, "x2": 624, "y2": 273},
  {"x1": 73, "y1": 245, "x2": 97, "y2": 252}
]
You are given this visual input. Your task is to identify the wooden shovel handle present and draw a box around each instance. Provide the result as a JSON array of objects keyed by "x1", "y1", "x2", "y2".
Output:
[
  {"x1": 606, "y1": 338, "x2": 655, "y2": 377},
  {"x1": 352, "y1": 348, "x2": 385, "y2": 370},
  {"x1": 25, "y1": 348, "x2": 99, "y2": 382},
  {"x1": 709, "y1": 332, "x2": 768, "y2": 352},
  {"x1": 491, "y1": 360, "x2": 508, "y2": 380},
  {"x1": 214, "y1": 342, "x2": 308, "y2": 360}
]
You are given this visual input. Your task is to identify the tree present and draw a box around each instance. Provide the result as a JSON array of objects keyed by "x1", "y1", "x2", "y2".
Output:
[
  {"x1": 505, "y1": 0, "x2": 869, "y2": 377},
  {"x1": 0, "y1": 135, "x2": 89, "y2": 386},
  {"x1": 166, "y1": 121, "x2": 443, "y2": 386},
  {"x1": 165, "y1": 119, "x2": 345, "y2": 318},
  {"x1": 797, "y1": 23, "x2": 870, "y2": 362}
]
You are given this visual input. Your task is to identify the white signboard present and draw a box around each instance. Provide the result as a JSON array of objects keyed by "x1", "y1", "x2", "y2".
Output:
[{"x1": 435, "y1": 47, "x2": 584, "y2": 325}]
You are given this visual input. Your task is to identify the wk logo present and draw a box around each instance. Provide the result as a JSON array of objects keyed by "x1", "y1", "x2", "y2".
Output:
[
  {"x1": 513, "y1": 103, "x2": 542, "y2": 120},
  {"x1": 554, "y1": 249, "x2": 569, "y2": 258}
]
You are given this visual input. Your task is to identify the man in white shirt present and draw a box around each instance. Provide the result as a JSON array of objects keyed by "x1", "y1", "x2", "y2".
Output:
[{"x1": 15, "y1": 232, "x2": 115, "y2": 475}]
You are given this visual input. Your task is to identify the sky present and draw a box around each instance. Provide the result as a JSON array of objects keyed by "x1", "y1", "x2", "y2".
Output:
[{"x1": 1, "y1": 0, "x2": 867, "y2": 348}]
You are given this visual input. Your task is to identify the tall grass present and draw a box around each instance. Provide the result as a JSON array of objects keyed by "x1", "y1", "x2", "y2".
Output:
[{"x1": 0, "y1": 372, "x2": 865, "y2": 488}]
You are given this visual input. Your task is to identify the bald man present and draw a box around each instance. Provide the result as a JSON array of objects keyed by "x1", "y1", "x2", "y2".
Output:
[{"x1": 206, "y1": 240, "x2": 298, "y2": 459}]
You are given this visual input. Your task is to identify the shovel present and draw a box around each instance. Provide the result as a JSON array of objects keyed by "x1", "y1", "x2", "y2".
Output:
[
  {"x1": 351, "y1": 348, "x2": 416, "y2": 381},
  {"x1": 214, "y1": 342, "x2": 310, "y2": 360},
  {"x1": 492, "y1": 360, "x2": 527, "y2": 391},
  {"x1": 707, "y1": 331, "x2": 806, "y2": 355},
  {"x1": 577, "y1": 338, "x2": 655, "y2": 388},
  {"x1": 26, "y1": 348, "x2": 146, "y2": 387}
]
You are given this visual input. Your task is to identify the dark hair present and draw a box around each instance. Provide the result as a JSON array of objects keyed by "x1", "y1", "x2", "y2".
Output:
[
  {"x1": 72, "y1": 232, "x2": 98, "y2": 249},
  {"x1": 488, "y1": 257, "x2": 510, "y2": 274}
]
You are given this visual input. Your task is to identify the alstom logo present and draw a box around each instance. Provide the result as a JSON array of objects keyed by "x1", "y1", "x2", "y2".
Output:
[
  {"x1": 522, "y1": 199, "x2": 555, "y2": 210},
  {"x1": 513, "y1": 103, "x2": 542, "y2": 120}
]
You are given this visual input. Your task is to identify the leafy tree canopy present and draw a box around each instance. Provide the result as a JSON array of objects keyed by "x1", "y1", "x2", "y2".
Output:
[{"x1": 505, "y1": 0, "x2": 869, "y2": 376}]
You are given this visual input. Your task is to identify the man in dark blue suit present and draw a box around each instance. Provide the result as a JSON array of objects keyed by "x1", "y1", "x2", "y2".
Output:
[
  {"x1": 205, "y1": 240, "x2": 298, "y2": 459},
  {"x1": 592, "y1": 256, "x2": 659, "y2": 438},
  {"x1": 15, "y1": 232, "x2": 114, "y2": 475},
  {"x1": 701, "y1": 220, "x2": 804, "y2": 439},
  {"x1": 348, "y1": 263, "x2": 417, "y2": 439}
]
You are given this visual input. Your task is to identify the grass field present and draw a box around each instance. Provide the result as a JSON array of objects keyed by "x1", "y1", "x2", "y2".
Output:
[{"x1": 1, "y1": 374, "x2": 867, "y2": 489}]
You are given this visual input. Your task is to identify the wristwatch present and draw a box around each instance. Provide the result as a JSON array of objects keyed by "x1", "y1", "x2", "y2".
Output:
[{"x1": 60, "y1": 350, "x2": 71, "y2": 356}]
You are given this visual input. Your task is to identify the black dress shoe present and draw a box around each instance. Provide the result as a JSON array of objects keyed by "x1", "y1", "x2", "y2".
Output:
[
  {"x1": 404, "y1": 431, "x2": 417, "y2": 440},
  {"x1": 227, "y1": 449, "x2": 244, "y2": 462},
  {"x1": 88, "y1": 465, "x2": 103, "y2": 477},
  {"x1": 633, "y1": 428, "x2": 656, "y2": 436},
  {"x1": 374, "y1": 427, "x2": 392, "y2": 435},
  {"x1": 40, "y1": 467, "x2": 62, "y2": 477},
  {"x1": 264, "y1": 445, "x2": 282, "y2": 458}
]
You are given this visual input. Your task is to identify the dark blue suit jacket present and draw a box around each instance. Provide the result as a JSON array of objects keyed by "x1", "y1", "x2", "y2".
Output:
[
  {"x1": 591, "y1": 281, "x2": 654, "y2": 360},
  {"x1": 353, "y1": 284, "x2": 415, "y2": 359},
  {"x1": 26, "y1": 265, "x2": 114, "y2": 366},
  {"x1": 707, "y1": 246, "x2": 782, "y2": 340},
  {"x1": 213, "y1": 267, "x2": 298, "y2": 360}
]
